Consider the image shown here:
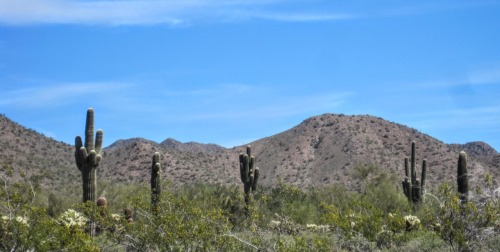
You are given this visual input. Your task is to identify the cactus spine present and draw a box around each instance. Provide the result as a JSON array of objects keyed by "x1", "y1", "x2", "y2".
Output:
[
  {"x1": 74, "y1": 108, "x2": 103, "y2": 237},
  {"x1": 151, "y1": 152, "x2": 161, "y2": 213},
  {"x1": 401, "y1": 141, "x2": 427, "y2": 204},
  {"x1": 457, "y1": 151, "x2": 468, "y2": 203},
  {"x1": 239, "y1": 145, "x2": 259, "y2": 204}
]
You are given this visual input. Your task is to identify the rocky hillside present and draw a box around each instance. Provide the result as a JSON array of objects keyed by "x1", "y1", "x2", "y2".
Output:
[
  {"x1": 1, "y1": 113, "x2": 498, "y2": 192},
  {"x1": 248, "y1": 114, "x2": 499, "y2": 190},
  {"x1": 0, "y1": 114, "x2": 76, "y2": 191}
]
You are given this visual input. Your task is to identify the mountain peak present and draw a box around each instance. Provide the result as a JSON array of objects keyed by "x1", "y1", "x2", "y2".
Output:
[{"x1": 1, "y1": 113, "x2": 498, "y2": 190}]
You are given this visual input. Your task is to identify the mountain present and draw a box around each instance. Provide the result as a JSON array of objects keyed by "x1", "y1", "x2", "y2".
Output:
[
  {"x1": 248, "y1": 114, "x2": 499, "y2": 190},
  {"x1": 1, "y1": 113, "x2": 499, "y2": 193},
  {"x1": 0, "y1": 114, "x2": 76, "y2": 191}
]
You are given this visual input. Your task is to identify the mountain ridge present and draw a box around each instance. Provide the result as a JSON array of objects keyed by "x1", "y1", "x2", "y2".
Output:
[{"x1": 1, "y1": 113, "x2": 498, "y2": 192}]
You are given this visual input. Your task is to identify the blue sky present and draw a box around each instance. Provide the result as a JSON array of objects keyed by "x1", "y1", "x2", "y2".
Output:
[{"x1": 0, "y1": 0, "x2": 499, "y2": 151}]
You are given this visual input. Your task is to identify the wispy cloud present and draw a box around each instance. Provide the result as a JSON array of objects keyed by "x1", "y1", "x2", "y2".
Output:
[
  {"x1": 223, "y1": 10, "x2": 357, "y2": 22},
  {"x1": 0, "y1": 82, "x2": 129, "y2": 107},
  {"x1": 2, "y1": 0, "x2": 495, "y2": 26},
  {"x1": 0, "y1": 0, "x2": 355, "y2": 26}
]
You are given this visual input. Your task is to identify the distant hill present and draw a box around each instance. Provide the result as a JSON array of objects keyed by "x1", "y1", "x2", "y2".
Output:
[
  {"x1": 1, "y1": 113, "x2": 498, "y2": 193},
  {"x1": 0, "y1": 114, "x2": 75, "y2": 191}
]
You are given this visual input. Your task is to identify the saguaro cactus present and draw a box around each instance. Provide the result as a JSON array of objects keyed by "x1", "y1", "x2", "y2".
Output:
[
  {"x1": 74, "y1": 108, "x2": 103, "y2": 236},
  {"x1": 239, "y1": 145, "x2": 259, "y2": 204},
  {"x1": 151, "y1": 152, "x2": 161, "y2": 213},
  {"x1": 75, "y1": 108, "x2": 103, "y2": 203},
  {"x1": 457, "y1": 151, "x2": 469, "y2": 203},
  {"x1": 401, "y1": 141, "x2": 427, "y2": 204}
]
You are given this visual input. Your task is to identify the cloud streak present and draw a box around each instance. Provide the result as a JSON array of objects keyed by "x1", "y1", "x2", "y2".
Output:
[
  {"x1": 0, "y1": 0, "x2": 355, "y2": 25},
  {"x1": 0, "y1": 82, "x2": 129, "y2": 107},
  {"x1": 2, "y1": 0, "x2": 496, "y2": 26}
]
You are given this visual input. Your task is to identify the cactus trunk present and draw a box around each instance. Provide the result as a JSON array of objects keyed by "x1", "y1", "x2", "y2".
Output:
[
  {"x1": 239, "y1": 145, "x2": 260, "y2": 204},
  {"x1": 74, "y1": 108, "x2": 103, "y2": 237},
  {"x1": 411, "y1": 141, "x2": 416, "y2": 185},
  {"x1": 421, "y1": 159, "x2": 427, "y2": 196},
  {"x1": 457, "y1": 151, "x2": 468, "y2": 203},
  {"x1": 151, "y1": 152, "x2": 161, "y2": 214},
  {"x1": 401, "y1": 141, "x2": 427, "y2": 205}
]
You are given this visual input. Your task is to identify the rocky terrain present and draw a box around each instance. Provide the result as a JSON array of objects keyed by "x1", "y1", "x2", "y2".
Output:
[{"x1": 1, "y1": 113, "x2": 498, "y2": 192}]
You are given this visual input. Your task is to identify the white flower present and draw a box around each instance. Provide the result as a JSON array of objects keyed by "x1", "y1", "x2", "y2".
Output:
[
  {"x1": 1, "y1": 215, "x2": 28, "y2": 226},
  {"x1": 111, "y1": 213, "x2": 121, "y2": 221},
  {"x1": 318, "y1": 225, "x2": 330, "y2": 232},
  {"x1": 306, "y1": 224, "x2": 330, "y2": 232},
  {"x1": 269, "y1": 220, "x2": 281, "y2": 227},
  {"x1": 15, "y1": 216, "x2": 29, "y2": 226},
  {"x1": 306, "y1": 224, "x2": 318, "y2": 231},
  {"x1": 404, "y1": 215, "x2": 420, "y2": 229},
  {"x1": 58, "y1": 209, "x2": 88, "y2": 228}
]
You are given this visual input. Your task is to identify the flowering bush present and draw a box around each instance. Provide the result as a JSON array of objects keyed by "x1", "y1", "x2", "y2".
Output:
[
  {"x1": 305, "y1": 224, "x2": 329, "y2": 232},
  {"x1": 403, "y1": 215, "x2": 420, "y2": 230},
  {"x1": 1, "y1": 215, "x2": 29, "y2": 228},
  {"x1": 58, "y1": 209, "x2": 88, "y2": 228}
]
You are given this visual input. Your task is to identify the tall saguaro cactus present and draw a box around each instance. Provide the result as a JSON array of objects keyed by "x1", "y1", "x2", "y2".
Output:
[
  {"x1": 151, "y1": 152, "x2": 161, "y2": 214},
  {"x1": 239, "y1": 145, "x2": 259, "y2": 204},
  {"x1": 74, "y1": 108, "x2": 103, "y2": 237},
  {"x1": 75, "y1": 108, "x2": 103, "y2": 203},
  {"x1": 401, "y1": 141, "x2": 427, "y2": 204},
  {"x1": 457, "y1": 151, "x2": 469, "y2": 203}
]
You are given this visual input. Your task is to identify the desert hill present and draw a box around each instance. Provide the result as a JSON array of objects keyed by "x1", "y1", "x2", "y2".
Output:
[{"x1": 1, "y1": 113, "x2": 498, "y2": 192}]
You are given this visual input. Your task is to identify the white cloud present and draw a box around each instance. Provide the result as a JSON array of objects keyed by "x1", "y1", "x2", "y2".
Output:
[
  {"x1": 0, "y1": 82, "x2": 129, "y2": 107},
  {"x1": 1, "y1": 0, "x2": 497, "y2": 26},
  {"x1": 0, "y1": 0, "x2": 356, "y2": 25}
]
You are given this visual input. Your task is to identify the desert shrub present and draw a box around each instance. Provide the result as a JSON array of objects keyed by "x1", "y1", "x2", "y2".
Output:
[
  {"x1": 363, "y1": 172, "x2": 410, "y2": 214},
  {"x1": 107, "y1": 184, "x2": 238, "y2": 251},
  {"x1": 1, "y1": 162, "x2": 498, "y2": 251},
  {"x1": 0, "y1": 171, "x2": 99, "y2": 251},
  {"x1": 422, "y1": 182, "x2": 500, "y2": 252},
  {"x1": 256, "y1": 180, "x2": 321, "y2": 226}
]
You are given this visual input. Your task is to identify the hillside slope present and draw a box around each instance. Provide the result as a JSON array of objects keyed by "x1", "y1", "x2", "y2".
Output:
[
  {"x1": 247, "y1": 114, "x2": 499, "y2": 190},
  {"x1": 1, "y1": 113, "x2": 498, "y2": 192}
]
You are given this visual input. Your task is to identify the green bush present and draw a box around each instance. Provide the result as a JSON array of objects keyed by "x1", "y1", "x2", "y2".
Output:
[{"x1": 0, "y1": 164, "x2": 498, "y2": 251}]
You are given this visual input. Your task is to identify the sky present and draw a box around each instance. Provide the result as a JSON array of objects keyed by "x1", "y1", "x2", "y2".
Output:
[{"x1": 0, "y1": 0, "x2": 499, "y2": 151}]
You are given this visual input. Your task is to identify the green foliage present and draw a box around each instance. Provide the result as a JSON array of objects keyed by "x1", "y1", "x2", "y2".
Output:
[
  {"x1": 0, "y1": 170, "x2": 99, "y2": 251},
  {"x1": 422, "y1": 182, "x2": 500, "y2": 252},
  {"x1": 352, "y1": 164, "x2": 376, "y2": 180},
  {"x1": 117, "y1": 190, "x2": 233, "y2": 251},
  {"x1": 1, "y1": 162, "x2": 498, "y2": 251}
]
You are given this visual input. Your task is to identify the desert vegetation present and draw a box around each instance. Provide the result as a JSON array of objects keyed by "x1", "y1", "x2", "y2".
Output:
[
  {"x1": 1, "y1": 162, "x2": 499, "y2": 251},
  {"x1": 0, "y1": 109, "x2": 499, "y2": 251}
]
